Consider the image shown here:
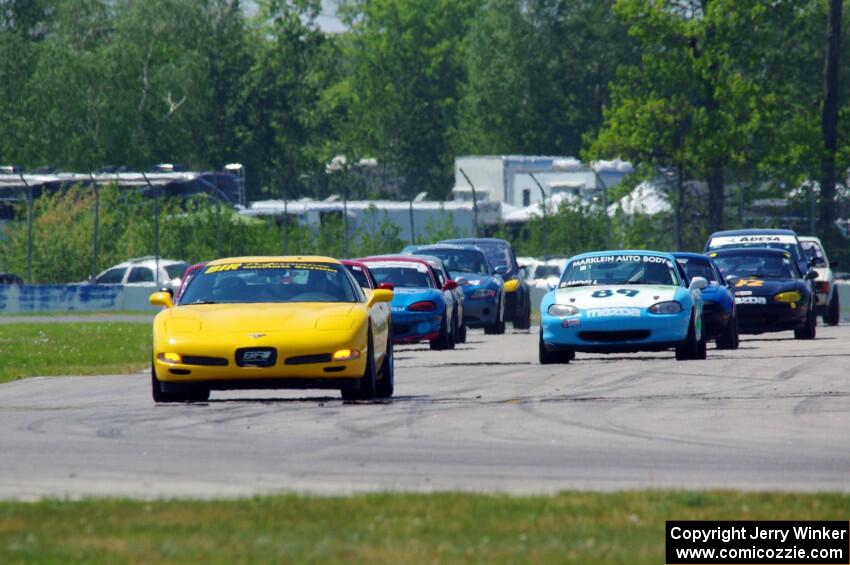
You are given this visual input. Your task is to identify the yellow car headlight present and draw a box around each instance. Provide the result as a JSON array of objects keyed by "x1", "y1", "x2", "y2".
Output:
[
  {"x1": 332, "y1": 349, "x2": 361, "y2": 361},
  {"x1": 158, "y1": 352, "x2": 182, "y2": 364},
  {"x1": 774, "y1": 291, "x2": 801, "y2": 304},
  {"x1": 504, "y1": 279, "x2": 520, "y2": 293}
]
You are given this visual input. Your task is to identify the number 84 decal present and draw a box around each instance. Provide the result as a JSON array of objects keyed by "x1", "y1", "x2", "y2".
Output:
[{"x1": 591, "y1": 289, "x2": 640, "y2": 298}]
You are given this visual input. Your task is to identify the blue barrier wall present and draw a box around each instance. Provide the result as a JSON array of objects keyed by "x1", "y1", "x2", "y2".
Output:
[{"x1": 0, "y1": 285, "x2": 159, "y2": 313}]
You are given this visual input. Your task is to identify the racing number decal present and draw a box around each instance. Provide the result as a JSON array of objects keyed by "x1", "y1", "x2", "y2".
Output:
[
  {"x1": 591, "y1": 289, "x2": 640, "y2": 298},
  {"x1": 735, "y1": 279, "x2": 764, "y2": 288}
]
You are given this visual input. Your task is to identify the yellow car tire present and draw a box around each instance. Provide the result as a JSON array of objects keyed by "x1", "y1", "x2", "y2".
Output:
[
  {"x1": 341, "y1": 327, "x2": 377, "y2": 401},
  {"x1": 376, "y1": 330, "x2": 394, "y2": 399},
  {"x1": 151, "y1": 364, "x2": 210, "y2": 403}
]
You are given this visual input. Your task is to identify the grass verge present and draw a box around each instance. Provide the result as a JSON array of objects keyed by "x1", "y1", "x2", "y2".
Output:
[
  {"x1": 0, "y1": 310, "x2": 153, "y2": 318},
  {"x1": 0, "y1": 323, "x2": 151, "y2": 383},
  {"x1": 0, "y1": 491, "x2": 847, "y2": 563}
]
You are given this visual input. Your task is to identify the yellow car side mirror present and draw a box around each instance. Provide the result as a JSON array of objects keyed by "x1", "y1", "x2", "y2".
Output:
[
  {"x1": 367, "y1": 288, "x2": 394, "y2": 307},
  {"x1": 149, "y1": 291, "x2": 174, "y2": 309}
]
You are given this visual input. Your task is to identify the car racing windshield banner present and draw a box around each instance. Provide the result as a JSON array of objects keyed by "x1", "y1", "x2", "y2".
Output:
[
  {"x1": 560, "y1": 255, "x2": 673, "y2": 288},
  {"x1": 364, "y1": 261, "x2": 429, "y2": 273},
  {"x1": 204, "y1": 262, "x2": 338, "y2": 274},
  {"x1": 709, "y1": 235, "x2": 799, "y2": 247}
]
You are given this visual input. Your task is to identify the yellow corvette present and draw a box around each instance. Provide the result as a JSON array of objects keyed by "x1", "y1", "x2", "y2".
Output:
[{"x1": 149, "y1": 256, "x2": 394, "y2": 402}]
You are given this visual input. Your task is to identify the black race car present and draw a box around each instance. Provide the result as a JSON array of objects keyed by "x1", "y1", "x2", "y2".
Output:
[
  {"x1": 704, "y1": 228, "x2": 812, "y2": 284},
  {"x1": 709, "y1": 248, "x2": 818, "y2": 339}
]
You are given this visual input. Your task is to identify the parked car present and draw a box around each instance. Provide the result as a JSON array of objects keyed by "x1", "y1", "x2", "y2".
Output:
[
  {"x1": 440, "y1": 238, "x2": 532, "y2": 329},
  {"x1": 91, "y1": 256, "x2": 190, "y2": 290},
  {"x1": 799, "y1": 236, "x2": 840, "y2": 325},
  {"x1": 0, "y1": 272, "x2": 23, "y2": 285}
]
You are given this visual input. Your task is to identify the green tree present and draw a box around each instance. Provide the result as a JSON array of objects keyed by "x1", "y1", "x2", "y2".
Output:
[
  {"x1": 591, "y1": 0, "x2": 838, "y2": 239},
  {"x1": 420, "y1": 206, "x2": 466, "y2": 243},
  {"x1": 355, "y1": 205, "x2": 404, "y2": 256},
  {"x1": 338, "y1": 0, "x2": 478, "y2": 200},
  {"x1": 458, "y1": 0, "x2": 635, "y2": 157},
  {"x1": 235, "y1": 0, "x2": 327, "y2": 198}
]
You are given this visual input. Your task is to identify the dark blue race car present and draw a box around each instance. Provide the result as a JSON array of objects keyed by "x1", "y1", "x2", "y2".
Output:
[
  {"x1": 673, "y1": 252, "x2": 739, "y2": 349},
  {"x1": 709, "y1": 248, "x2": 818, "y2": 339},
  {"x1": 406, "y1": 244, "x2": 506, "y2": 334},
  {"x1": 440, "y1": 238, "x2": 531, "y2": 329}
]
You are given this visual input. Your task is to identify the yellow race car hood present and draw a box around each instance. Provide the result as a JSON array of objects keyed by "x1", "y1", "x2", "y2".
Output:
[{"x1": 163, "y1": 302, "x2": 358, "y2": 333}]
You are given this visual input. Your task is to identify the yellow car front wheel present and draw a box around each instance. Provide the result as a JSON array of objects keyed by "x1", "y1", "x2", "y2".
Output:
[
  {"x1": 151, "y1": 363, "x2": 210, "y2": 403},
  {"x1": 376, "y1": 328, "x2": 394, "y2": 399},
  {"x1": 341, "y1": 327, "x2": 377, "y2": 401}
]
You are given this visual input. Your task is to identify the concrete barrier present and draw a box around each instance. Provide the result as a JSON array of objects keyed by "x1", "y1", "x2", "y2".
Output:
[
  {"x1": 836, "y1": 281, "x2": 850, "y2": 322},
  {"x1": 530, "y1": 286, "x2": 548, "y2": 317},
  {"x1": 0, "y1": 285, "x2": 160, "y2": 313}
]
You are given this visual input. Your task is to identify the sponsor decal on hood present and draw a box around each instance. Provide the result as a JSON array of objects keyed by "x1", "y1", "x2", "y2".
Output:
[{"x1": 554, "y1": 285, "x2": 678, "y2": 309}]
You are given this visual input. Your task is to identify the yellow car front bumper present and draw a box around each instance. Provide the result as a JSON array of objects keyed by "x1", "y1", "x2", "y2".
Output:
[{"x1": 153, "y1": 328, "x2": 368, "y2": 384}]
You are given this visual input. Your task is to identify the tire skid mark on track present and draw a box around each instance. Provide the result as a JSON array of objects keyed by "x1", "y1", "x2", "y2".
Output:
[
  {"x1": 708, "y1": 352, "x2": 850, "y2": 361},
  {"x1": 2, "y1": 326, "x2": 850, "y2": 497},
  {"x1": 515, "y1": 400, "x2": 737, "y2": 451},
  {"x1": 19, "y1": 416, "x2": 55, "y2": 435},
  {"x1": 420, "y1": 362, "x2": 532, "y2": 368},
  {"x1": 648, "y1": 368, "x2": 777, "y2": 382},
  {"x1": 788, "y1": 393, "x2": 850, "y2": 418},
  {"x1": 543, "y1": 365, "x2": 665, "y2": 399},
  {"x1": 774, "y1": 360, "x2": 810, "y2": 381}
]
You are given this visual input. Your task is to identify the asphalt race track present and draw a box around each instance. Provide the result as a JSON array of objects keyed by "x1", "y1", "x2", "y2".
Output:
[{"x1": 1, "y1": 326, "x2": 849, "y2": 499}]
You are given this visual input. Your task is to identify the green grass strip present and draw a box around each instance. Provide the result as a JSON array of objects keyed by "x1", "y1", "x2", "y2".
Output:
[
  {"x1": 0, "y1": 323, "x2": 151, "y2": 383},
  {"x1": 0, "y1": 491, "x2": 847, "y2": 563},
  {"x1": 0, "y1": 310, "x2": 153, "y2": 318}
]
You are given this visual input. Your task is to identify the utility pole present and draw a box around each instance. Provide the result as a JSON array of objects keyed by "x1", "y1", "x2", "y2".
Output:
[
  {"x1": 529, "y1": 172, "x2": 548, "y2": 255},
  {"x1": 19, "y1": 174, "x2": 33, "y2": 284},
  {"x1": 458, "y1": 167, "x2": 479, "y2": 237},
  {"x1": 213, "y1": 170, "x2": 222, "y2": 258},
  {"x1": 89, "y1": 172, "x2": 99, "y2": 282},
  {"x1": 280, "y1": 176, "x2": 289, "y2": 255},
  {"x1": 142, "y1": 172, "x2": 160, "y2": 288},
  {"x1": 819, "y1": 0, "x2": 842, "y2": 242}
]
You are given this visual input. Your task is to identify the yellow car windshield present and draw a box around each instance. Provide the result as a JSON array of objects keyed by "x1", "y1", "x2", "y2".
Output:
[{"x1": 179, "y1": 262, "x2": 359, "y2": 305}]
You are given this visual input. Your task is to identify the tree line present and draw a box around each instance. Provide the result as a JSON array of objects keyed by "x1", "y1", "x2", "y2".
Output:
[
  {"x1": 0, "y1": 0, "x2": 848, "y2": 244},
  {"x1": 0, "y1": 184, "x2": 462, "y2": 283}
]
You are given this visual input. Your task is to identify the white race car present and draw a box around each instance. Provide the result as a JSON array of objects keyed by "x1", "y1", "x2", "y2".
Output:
[{"x1": 799, "y1": 236, "x2": 839, "y2": 325}]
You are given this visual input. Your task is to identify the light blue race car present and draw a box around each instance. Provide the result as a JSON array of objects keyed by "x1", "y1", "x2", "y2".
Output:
[{"x1": 539, "y1": 250, "x2": 709, "y2": 364}]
